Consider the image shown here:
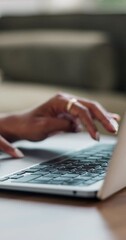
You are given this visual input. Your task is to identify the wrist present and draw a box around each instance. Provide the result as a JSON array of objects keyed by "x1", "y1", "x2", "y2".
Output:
[{"x1": 0, "y1": 113, "x2": 20, "y2": 142}]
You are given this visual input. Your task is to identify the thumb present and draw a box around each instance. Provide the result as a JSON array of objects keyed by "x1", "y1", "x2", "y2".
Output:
[{"x1": 0, "y1": 135, "x2": 24, "y2": 158}]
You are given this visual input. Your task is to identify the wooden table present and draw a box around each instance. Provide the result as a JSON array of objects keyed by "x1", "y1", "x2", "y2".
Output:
[
  {"x1": 0, "y1": 188, "x2": 126, "y2": 240},
  {"x1": 0, "y1": 133, "x2": 125, "y2": 240}
]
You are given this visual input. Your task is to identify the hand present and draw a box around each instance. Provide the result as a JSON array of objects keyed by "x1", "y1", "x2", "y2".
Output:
[{"x1": 0, "y1": 92, "x2": 120, "y2": 158}]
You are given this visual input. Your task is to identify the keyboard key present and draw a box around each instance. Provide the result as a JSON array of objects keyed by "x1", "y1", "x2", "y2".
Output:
[
  {"x1": 62, "y1": 173, "x2": 78, "y2": 178},
  {"x1": 37, "y1": 170, "x2": 50, "y2": 175},
  {"x1": 35, "y1": 176, "x2": 52, "y2": 181},
  {"x1": 76, "y1": 176, "x2": 91, "y2": 181},
  {"x1": 9, "y1": 175, "x2": 23, "y2": 179},
  {"x1": 49, "y1": 180, "x2": 66, "y2": 185},
  {"x1": 84, "y1": 180, "x2": 95, "y2": 185},
  {"x1": 44, "y1": 173, "x2": 60, "y2": 178},
  {"x1": 0, "y1": 177, "x2": 9, "y2": 182},
  {"x1": 65, "y1": 179, "x2": 86, "y2": 186},
  {"x1": 12, "y1": 174, "x2": 38, "y2": 183},
  {"x1": 54, "y1": 177, "x2": 71, "y2": 181},
  {"x1": 24, "y1": 169, "x2": 39, "y2": 173},
  {"x1": 31, "y1": 165, "x2": 49, "y2": 170},
  {"x1": 29, "y1": 180, "x2": 50, "y2": 184}
]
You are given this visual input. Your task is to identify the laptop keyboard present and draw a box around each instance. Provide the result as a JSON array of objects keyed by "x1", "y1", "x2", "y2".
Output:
[{"x1": 0, "y1": 143, "x2": 115, "y2": 187}]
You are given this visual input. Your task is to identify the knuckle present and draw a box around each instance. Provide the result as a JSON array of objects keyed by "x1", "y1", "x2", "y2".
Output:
[
  {"x1": 55, "y1": 92, "x2": 64, "y2": 99},
  {"x1": 55, "y1": 92, "x2": 69, "y2": 101},
  {"x1": 52, "y1": 93, "x2": 64, "y2": 106},
  {"x1": 90, "y1": 101, "x2": 101, "y2": 109},
  {"x1": 82, "y1": 106, "x2": 90, "y2": 115},
  {"x1": 79, "y1": 106, "x2": 90, "y2": 120}
]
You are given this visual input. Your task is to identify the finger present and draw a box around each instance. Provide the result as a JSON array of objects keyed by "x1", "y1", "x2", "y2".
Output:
[
  {"x1": 72, "y1": 118, "x2": 84, "y2": 132},
  {"x1": 53, "y1": 96, "x2": 100, "y2": 140},
  {"x1": 67, "y1": 93, "x2": 120, "y2": 133},
  {"x1": 108, "y1": 113, "x2": 121, "y2": 122},
  {"x1": 0, "y1": 135, "x2": 24, "y2": 158},
  {"x1": 58, "y1": 113, "x2": 83, "y2": 132},
  {"x1": 69, "y1": 102, "x2": 100, "y2": 141},
  {"x1": 80, "y1": 101, "x2": 119, "y2": 133},
  {"x1": 41, "y1": 93, "x2": 116, "y2": 136}
]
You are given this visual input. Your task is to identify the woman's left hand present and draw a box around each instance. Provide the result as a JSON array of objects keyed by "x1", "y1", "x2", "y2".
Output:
[{"x1": 0, "y1": 92, "x2": 120, "y2": 144}]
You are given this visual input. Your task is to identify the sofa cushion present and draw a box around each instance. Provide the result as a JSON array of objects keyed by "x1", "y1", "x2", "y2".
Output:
[{"x1": 0, "y1": 30, "x2": 117, "y2": 90}]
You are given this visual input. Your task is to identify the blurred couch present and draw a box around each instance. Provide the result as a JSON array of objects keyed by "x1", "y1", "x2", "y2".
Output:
[
  {"x1": 0, "y1": 30, "x2": 117, "y2": 90},
  {"x1": 0, "y1": 12, "x2": 126, "y2": 91}
]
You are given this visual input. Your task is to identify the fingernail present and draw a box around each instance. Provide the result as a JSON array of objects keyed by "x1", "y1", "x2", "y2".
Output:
[
  {"x1": 109, "y1": 119, "x2": 119, "y2": 133},
  {"x1": 14, "y1": 148, "x2": 24, "y2": 158},
  {"x1": 95, "y1": 132, "x2": 100, "y2": 141}
]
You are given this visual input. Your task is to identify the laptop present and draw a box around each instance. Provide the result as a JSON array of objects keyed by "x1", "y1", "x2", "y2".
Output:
[{"x1": 0, "y1": 113, "x2": 125, "y2": 200}]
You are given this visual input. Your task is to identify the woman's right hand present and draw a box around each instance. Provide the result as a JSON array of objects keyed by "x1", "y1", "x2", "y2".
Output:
[{"x1": 0, "y1": 92, "x2": 120, "y2": 158}]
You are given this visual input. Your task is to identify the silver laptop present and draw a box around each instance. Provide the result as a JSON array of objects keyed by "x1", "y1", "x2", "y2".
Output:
[{"x1": 0, "y1": 113, "x2": 126, "y2": 200}]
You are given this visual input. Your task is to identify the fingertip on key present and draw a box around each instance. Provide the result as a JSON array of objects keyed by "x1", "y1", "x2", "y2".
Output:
[
  {"x1": 109, "y1": 119, "x2": 119, "y2": 133},
  {"x1": 13, "y1": 148, "x2": 24, "y2": 158},
  {"x1": 95, "y1": 131, "x2": 100, "y2": 141}
]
